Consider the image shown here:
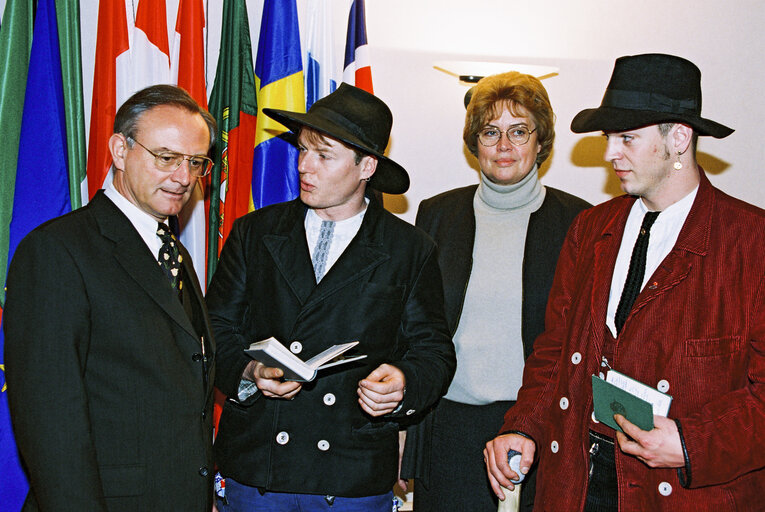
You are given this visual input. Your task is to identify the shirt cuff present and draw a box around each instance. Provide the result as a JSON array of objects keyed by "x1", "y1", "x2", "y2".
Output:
[{"x1": 237, "y1": 379, "x2": 259, "y2": 402}]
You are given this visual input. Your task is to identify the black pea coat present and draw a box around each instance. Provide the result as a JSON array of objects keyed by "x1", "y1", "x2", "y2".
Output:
[
  {"x1": 4, "y1": 191, "x2": 215, "y2": 511},
  {"x1": 207, "y1": 197, "x2": 456, "y2": 498}
]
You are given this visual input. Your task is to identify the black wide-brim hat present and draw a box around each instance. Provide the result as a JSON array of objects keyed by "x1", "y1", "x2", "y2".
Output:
[
  {"x1": 263, "y1": 83, "x2": 409, "y2": 194},
  {"x1": 571, "y1": 53, "x2": 733, "y2": 138}
]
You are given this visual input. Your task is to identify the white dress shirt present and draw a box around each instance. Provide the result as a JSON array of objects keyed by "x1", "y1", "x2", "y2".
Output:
[{"x1": 606, "y1": 187, "x2": 698, "y2": 336}]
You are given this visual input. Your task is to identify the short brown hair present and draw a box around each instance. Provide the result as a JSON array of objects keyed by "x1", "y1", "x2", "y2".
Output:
[{"x1": 464, "y1": 71, "x2": 555, "y2": 167}]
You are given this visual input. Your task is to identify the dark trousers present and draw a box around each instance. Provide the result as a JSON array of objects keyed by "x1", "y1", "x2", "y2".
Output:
[
  {"x1": 584, "y1": 430, "x2": 618, "y2": 512},
  {"x1": 414, "y1": 398, "x2": 537, "y2": 512}
]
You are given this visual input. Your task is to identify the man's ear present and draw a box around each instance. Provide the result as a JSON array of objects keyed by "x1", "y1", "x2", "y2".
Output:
[
  {"x1": 672, "y1": 123, "x2": 694, "y2": 155},
  {"x1": 109, "y1": 133, "x2": 128, "y2": 171},
  {"x1": 360, "y1": 155, "x2": 378, "y2": 181}
]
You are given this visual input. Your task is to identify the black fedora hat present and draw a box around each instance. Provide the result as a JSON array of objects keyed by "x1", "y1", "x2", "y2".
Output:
[
  {"x1": 263, "y1": 83, "x2": 409, "y2": 194},
  {"x1": 571, "y1": 53, "x2": 733, "y2": 138}
]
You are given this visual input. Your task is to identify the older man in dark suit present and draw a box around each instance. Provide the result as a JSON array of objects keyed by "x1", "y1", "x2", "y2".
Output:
[
  {"x1": 4, "y1": 85, "x2": 217, "y2": 511},
  {"x1": 207, "y1": 83, "x2": 456, "y2": 511}
]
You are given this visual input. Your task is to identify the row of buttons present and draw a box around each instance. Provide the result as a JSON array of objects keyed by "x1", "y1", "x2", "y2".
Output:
[
  {"x1": 547, "y1": 352, "x2": 675, "y2": 496},
  {"x1": 276, "y1": 431, "x2": 331, "y2": 451}
]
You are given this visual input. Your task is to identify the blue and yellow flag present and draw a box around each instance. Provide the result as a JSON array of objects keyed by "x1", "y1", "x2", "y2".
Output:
[{"x1": 252, "y1": 0, "x2": 305, "y2": 209}]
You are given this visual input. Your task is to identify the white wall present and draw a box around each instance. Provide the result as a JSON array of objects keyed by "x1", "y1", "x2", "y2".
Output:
[{"x1": 8, "y1": 0, "x2": 764, "y2": 222}]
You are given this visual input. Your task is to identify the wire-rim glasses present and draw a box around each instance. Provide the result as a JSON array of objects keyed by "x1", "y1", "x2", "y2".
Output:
[
  {"x1": 127, "y1": 136, "x2": 213, "y2": 178},
  {"x1": 477, "y1": 125, "x2": 537, "y2": 147}
]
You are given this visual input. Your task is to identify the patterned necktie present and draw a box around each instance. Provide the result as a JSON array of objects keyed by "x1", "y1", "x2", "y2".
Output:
[
  {"x1": 312, "y1": 220, "x2": 335, "y2": 282},
  {"x1": 157, "y1": 222, "x2": 183, "y2": 292},
  {"x1": 614, "y1": 211, "x2": 660, "y2": 334}
]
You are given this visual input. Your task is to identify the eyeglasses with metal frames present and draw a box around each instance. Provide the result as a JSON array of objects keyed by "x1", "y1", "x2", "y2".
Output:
[
  {"x1": 477, "y1": 125, "x2": 537, "y2": 147},
  {"x1": 126, "y1": 136, "x2": 213, "y2": 178}
]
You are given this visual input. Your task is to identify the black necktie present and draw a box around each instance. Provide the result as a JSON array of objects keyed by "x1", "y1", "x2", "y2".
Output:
[
  {"x1": 157, "y1": 222, "x2": 182, "y2": 292},
  {"x1": 614, "y1": 211, "x2": 660, "y2": 334}
]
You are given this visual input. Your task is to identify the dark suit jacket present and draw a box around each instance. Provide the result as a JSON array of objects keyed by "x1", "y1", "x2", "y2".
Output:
[
  {"x1": 503, "y1": 172, "x2": 765, "y2": 510},
  {"x1": 207, "y1": 197, "x2": 456, "y2": 497},
  {"x1": 400, "y1": 185, "x2": 591, "y2": 488},
  {"x1": 3, "y1": 191, "x2": 215, "y2": 511}
]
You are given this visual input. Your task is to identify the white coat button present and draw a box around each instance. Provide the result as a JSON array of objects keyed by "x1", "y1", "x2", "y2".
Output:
[
  {"x1": 571, "y1": 352, "x2": 582, "y2": 364},
  {"x1": 559, "y1": 397, "x2": 569, "y2": 410},
  {"x1": 323, "y1": 393, "x2": 336, "y2": 406},
  {"x1": 276, "y1": 431, "x2": 289, "y2": 445},
  {"x1": 591, "y1": 411, "x2": 600, "y2": 423},
  {"x1": 658, "y1": 481, "x2": 672, "y2": 496},
  {"x1": 550, "y1": 440, "x2": 559, "y2": 453},
  {"x1": 317, "y1": 440, "x2": 330, "y2": 451},
  {"x1": 657, "y1": 379, "x2": 670, "y2": 393},
  {"x1": 290, "y1": 341, "x2": 302, "y2": 354},
  {"x1": 406, "y1": 409, "x2": 416, "y2": 416}
]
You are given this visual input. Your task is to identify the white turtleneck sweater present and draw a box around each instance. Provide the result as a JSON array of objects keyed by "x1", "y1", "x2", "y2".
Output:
[{"x1": 444, "y1": 166, "x2": 546, "y2": 405}]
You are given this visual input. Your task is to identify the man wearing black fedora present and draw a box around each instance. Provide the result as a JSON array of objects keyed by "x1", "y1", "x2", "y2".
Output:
[
  {"x1": 206, "y1": 83, "x2": 455, "y2": 510},
  {"x1": 485, "y1": 54, "x2": 765, "y2": 510}
]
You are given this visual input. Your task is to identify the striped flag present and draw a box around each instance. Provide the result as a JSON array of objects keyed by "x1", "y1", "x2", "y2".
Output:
[
  {"x1": 171, "y1": 0, "x2": 208, "y2": 288},
  {"x1": 342, "y1": 0, "x2": 373, "y2": 93},
  {"x1": 1, "y1": 0, "x2": 82, "y2": 507},
  {"x1": 207, "y1": 0, "x2": 258, "y2": 278},
  {"x1": 305, "y1": 0, "x2": 336, "y2": 110},
  {"x1": 252, "y1": 0, "x2": 305, "y2": 210},
  {"x1": 86, "y1": 0, "x2": 130, "y2": 199}
]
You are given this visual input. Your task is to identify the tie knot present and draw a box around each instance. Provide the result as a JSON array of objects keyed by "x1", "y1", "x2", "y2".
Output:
[
  {"x1": 157, "y1": 222, "x2": 174, "y2": 242},
  {"x1": 640, "y1": 211, "x2": 660, "y2": 235}
]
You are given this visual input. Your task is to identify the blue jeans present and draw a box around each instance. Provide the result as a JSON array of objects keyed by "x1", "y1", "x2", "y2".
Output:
[{"x1": 218, "y1": 477, "x2": 396, "y2": 512}]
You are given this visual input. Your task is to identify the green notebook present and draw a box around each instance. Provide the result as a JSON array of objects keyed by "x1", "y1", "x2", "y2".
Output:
[{"x1": 591, "y1": 375, "x2": 654, "y2": 432}]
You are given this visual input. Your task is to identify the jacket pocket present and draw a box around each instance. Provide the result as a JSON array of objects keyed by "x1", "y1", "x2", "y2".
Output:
[
  {"x1": 684, "y1": 336, "x2": 744, "y2": 357},
  {"x1": 351, "y1": 421, "x2": 399, "y2": 443}
]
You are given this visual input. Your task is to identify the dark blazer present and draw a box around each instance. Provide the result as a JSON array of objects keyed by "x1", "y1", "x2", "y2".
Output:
[
  {"x1": 207, "y1": 197, "x2": 456, "y2": 498},
  {"x1": 4, "y1": 191, "x2": 215, "y2": 512},
  {"x1": 401, "y1": 185, "x2": 591, "y2": 484}
]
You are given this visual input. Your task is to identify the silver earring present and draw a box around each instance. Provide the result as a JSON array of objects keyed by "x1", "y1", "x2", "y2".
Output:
[{"x1": 673, "y1": 152, "x2": 683, "y2": 170}]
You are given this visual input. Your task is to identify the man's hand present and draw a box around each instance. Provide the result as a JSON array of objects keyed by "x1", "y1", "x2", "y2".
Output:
[
  {"x1": 243, "y1": 360, "x2": 302, "y2": 399},
  {"x1": 484, "y1": 434, "x2": 536, "y2": 501},
  {"x1": 357, "y1": 364, "x2": 405, "y2": 416},
  {"x1": 614, "y1": 414, "x2": 684, "y2": 468}
]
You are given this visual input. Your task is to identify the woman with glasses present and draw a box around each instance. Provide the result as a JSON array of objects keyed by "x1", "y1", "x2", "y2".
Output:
[{"x1": 401, "y1": 71, "x2": 591, "y2": 511}]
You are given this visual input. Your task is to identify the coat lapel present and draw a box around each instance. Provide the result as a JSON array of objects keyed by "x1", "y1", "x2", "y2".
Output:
[
  {"x1": 631, "y1": 171, "x2": 713, "y2": 312},
  {"x1": 305, "y1": 204, "x2": 389, "y2": 309},
  {"x1": 590, "y1": 199, "x2": 633, "y2": 350},
  {"x1": 263, "y1": 199, "x2": 390, "y2": 311},
  {"x1": 263, "y1": 201, "x2": 317, "y2": 306},
  {"x1": 90, "y1": 193, "x2": 198, "y2": 341}
]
